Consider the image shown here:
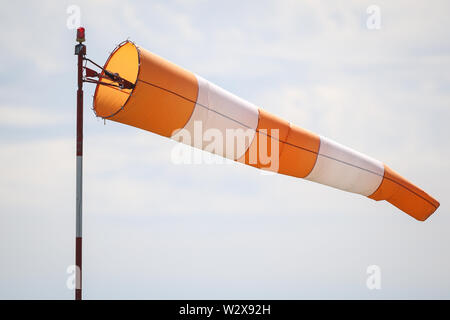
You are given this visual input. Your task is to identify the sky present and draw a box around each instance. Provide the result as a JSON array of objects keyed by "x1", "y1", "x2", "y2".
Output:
[{"x1": 0, "y1": 0, "x2": 449, "y2": 299}]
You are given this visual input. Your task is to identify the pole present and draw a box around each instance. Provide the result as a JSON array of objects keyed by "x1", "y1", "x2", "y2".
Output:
[{"x1": 75, "y1": 27, "x2": 86, "y2": 301}]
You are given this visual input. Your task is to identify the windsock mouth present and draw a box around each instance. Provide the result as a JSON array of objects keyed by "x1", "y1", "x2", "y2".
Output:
[{"x1": 93, "y1": 41, "x2": 140, "y2": 119}]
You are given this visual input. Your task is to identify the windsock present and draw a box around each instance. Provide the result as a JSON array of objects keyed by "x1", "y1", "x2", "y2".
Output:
[{"x1": 93, "y1": 41, "x2": 439, "y2": 221}]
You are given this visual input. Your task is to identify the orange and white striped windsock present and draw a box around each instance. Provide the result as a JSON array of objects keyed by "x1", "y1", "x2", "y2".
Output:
[{"x1": 93, "y1": 41, "x2": 439, "y2": 221}]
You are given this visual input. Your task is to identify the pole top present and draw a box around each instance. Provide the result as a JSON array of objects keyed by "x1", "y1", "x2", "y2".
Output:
[
  {"x1": 76, "y1": 27, "x2": 85, "y2": 43},
  {"x1": 75, "y1": 27, "x2": 86, "y2": 55}
]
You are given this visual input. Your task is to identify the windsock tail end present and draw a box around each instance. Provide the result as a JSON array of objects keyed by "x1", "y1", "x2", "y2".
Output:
[{"x1": 369, "y1": 165, "x2": 439, "y2": 221}]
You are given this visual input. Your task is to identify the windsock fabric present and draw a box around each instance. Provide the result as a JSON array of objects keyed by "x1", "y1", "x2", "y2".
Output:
[{"x1": 93, "y1": 41, "x2": 440, "y2": 221}]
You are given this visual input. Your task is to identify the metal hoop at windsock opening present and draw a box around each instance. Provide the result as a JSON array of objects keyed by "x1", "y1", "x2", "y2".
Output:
[{"x1": 93, "y1": 40, "x2": 440, "y2": 221}]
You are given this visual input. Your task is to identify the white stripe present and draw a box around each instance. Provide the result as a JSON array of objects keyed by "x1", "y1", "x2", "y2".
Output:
[
  {"x1": 172, "y1": 76, "x2": 209, "y2": 150},
  {"x1": 76, "y1": 155, "x2": 83, "y2": 237},
  {"x1": 305, "y1": 136, "x2": 384, "y2": 196},
  {"x1": 172, "y1": 75, "x2": 258, "y2": 160}
]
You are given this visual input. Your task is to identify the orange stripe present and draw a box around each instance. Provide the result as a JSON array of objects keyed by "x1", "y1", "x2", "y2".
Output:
[
  {"x1": 94, "y1": 42, "x2": 198, "y2": 138},
  {"x1": 368, "y1": 164, "x2": 440, "y2": 221},
  {"x1": 238, "y1": 109, "x2": 320, "y2": 176},
  {"x1": 238, "y1": 109, "x2": 290, "y2": 171},
  {"x1": 278, "y1": 123, "x2": 320, "y2": 178}
]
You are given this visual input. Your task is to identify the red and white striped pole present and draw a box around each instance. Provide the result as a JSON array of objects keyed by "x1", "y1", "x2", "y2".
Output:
[{"x1": 75, "y1": 27, "x2": 86, "y2": 301}]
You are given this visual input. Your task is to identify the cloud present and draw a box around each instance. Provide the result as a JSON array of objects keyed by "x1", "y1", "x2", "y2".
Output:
[{"x1": 0, "y1": 105, "x2": 68, "y2": 127}]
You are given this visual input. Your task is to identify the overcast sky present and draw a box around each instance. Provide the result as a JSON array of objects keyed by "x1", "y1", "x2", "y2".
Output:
[{"x1": 0, "y1": 0, "x2": 449, "y2": 299}]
